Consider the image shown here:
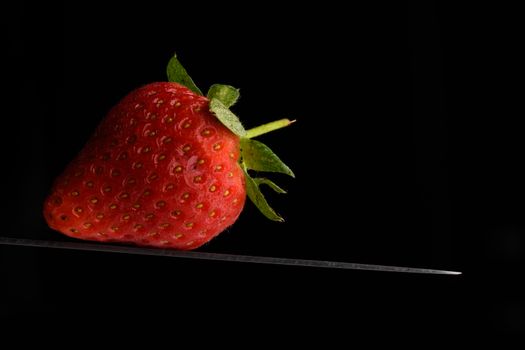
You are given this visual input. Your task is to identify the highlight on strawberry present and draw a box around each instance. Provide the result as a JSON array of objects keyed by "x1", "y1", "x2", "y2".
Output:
[{"x1": 43, "y1": 54, "x2": 294, "y2": 250}]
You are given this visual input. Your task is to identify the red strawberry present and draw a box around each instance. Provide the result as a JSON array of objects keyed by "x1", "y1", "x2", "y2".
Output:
[{"x1": 43, "y1": 54, "x2": 294, "y2": 250}]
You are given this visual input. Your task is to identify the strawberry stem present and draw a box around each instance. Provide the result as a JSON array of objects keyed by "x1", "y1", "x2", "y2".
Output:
[{"x1": 245, "y1": 119, "x2": 296, "y2": 139}]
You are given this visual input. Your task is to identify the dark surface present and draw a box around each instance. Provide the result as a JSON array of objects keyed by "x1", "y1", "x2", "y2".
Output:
[{"x1": 1, "y1": 1, "x2": 523, "y2": 336}]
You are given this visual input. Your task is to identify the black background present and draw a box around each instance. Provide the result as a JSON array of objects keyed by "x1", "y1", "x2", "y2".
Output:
[{"x1": 1, "y1": 0, "x2": 523, "y2": 337}]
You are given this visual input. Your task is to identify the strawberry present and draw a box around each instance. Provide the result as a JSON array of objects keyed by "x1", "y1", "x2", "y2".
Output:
[{"x1": 43, "y1": 54, "x2": 294, "y2": 250}]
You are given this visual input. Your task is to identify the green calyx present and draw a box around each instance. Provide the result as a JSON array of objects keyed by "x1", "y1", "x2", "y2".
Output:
[{"x1": 167, "y1": 53, "x2": 294, "y2": 221}]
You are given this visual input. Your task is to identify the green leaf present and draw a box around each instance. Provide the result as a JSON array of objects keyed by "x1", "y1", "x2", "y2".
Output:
[
  {"x1": 254, "y1": 178, "x2": 287, "y2": 194},
  {"x1": 243, "y1": 169, "x2": 284, "y2": 222},
  {"x1": 166, "y1": 53, "x2": 203, "y2": 95},
  {"x1": 240, "y1": 138, "x2": 295, "y2": 177},
  {"x1": 209, "y1": 98, "x2": 246, "y2": 137},
  {"x1": 207, "y1": 84, "x2": 240, "y2": 108}
]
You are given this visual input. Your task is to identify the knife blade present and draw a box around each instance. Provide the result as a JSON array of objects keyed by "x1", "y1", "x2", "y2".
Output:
[{"x1": 0, "y1": 236, "x2": 461, "y2": 275}]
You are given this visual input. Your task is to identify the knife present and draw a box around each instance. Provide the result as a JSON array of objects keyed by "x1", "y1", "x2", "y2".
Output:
[{"x1": 0, "y1": 236, "x2": 461, "y2": 275}]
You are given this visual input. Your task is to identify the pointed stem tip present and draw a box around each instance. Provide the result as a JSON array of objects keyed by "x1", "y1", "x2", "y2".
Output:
[{"x1": 245, "y1": 119, "x2": 295, "y2": 139}]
